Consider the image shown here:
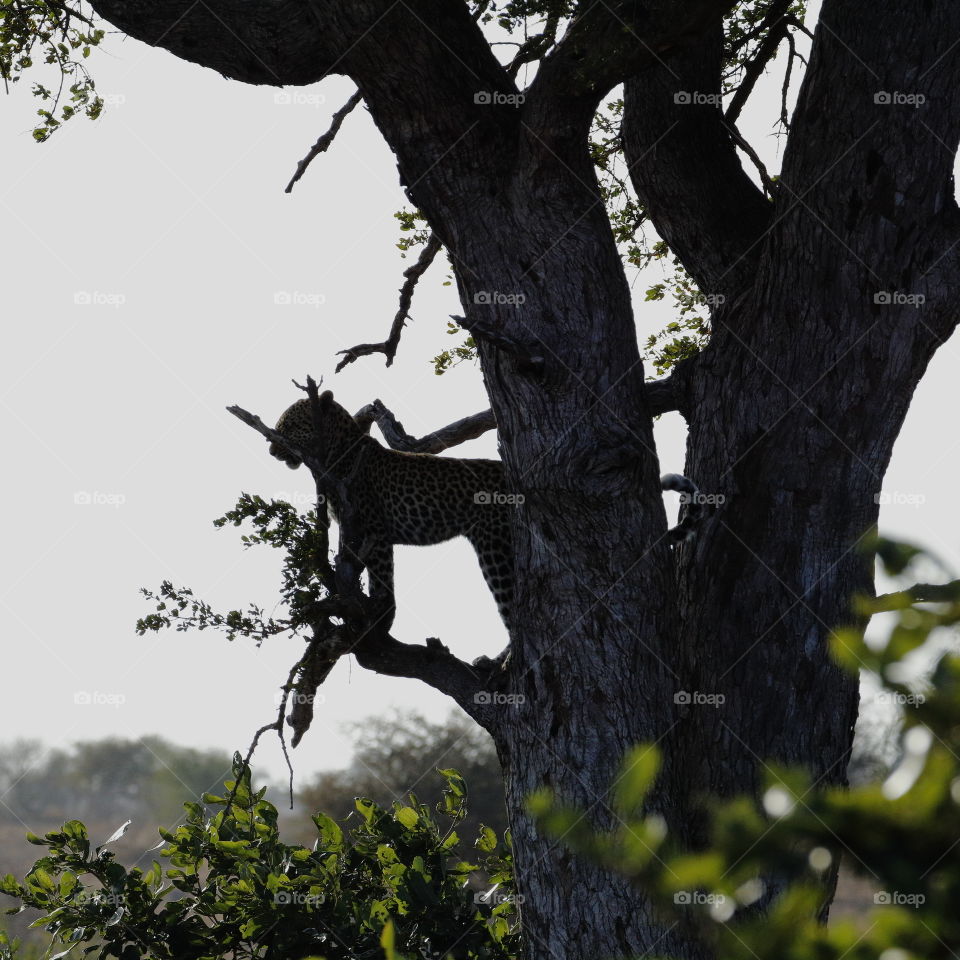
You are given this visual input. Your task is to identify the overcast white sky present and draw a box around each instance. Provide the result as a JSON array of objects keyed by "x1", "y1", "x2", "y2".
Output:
[{"x1": 2, "y1": 5, "x2": 958, "y2": 786}]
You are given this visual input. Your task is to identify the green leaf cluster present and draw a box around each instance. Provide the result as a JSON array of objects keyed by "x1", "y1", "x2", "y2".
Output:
[
  {"x1": 137, "y1": 493, "x2": 330, "y2": 644},
  {"x1": 0, "y1": 0, "x2": 104, "y2": 140},
  {"x1": 1, "y1": 758, "x2": 518, "y2": 960}
]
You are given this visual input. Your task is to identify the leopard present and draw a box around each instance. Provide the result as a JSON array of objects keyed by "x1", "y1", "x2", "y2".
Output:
[
  {"x1": 268, "y1": 391, "x2": 705, "y2": 635},
  {"x1": 269, "y1": 390, "x2": 515, "y2": 631}
]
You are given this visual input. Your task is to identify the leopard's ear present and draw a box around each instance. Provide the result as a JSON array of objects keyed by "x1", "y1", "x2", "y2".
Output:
[{"x1": 319, "y1": 390, "x2": 334, "y2": 407}]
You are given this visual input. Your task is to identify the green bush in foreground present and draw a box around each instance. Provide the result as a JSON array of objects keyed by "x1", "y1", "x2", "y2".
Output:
[
  {"x1": 1, "y1": 765, "x2": 517, "y2": 960},
  {"x1": 5, "y1": 536, "x2": 960, "y2": 960}
]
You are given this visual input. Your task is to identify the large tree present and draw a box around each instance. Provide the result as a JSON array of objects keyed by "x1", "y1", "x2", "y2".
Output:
[{"x1": 42, "y1": 0, "x2": 960, "y2": 957}]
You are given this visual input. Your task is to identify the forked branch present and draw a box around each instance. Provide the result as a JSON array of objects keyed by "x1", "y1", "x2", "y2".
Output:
[{"x1": 336, "y1": 233, "x2": 443, "y2": 371}]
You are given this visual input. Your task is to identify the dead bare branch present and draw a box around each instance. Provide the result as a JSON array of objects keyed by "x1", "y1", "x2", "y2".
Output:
[
  {"x1": 335, "y1": 232, "x2": 443, "y2": 371},
  {"x1": 284, "y1": 89, "x2": 364, "y2": 194},
  {"x1": 354, "y1": 399, "x2": 497, "y2": 453}
]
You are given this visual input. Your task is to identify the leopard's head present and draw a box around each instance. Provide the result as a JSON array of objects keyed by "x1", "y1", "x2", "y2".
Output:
[{"x1": 269, "y1": 390, "x2": 365, "y2": 472}]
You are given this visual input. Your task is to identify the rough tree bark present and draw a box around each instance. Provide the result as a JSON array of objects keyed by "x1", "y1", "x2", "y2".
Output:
[{"x1": 85, "y1": 1, "x2": 960, "y2": 957}]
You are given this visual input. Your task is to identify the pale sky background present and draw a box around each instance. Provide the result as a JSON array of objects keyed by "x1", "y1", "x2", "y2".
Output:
[{"x1": 1, "y1": 3, "x2": 958, "y2": 786}]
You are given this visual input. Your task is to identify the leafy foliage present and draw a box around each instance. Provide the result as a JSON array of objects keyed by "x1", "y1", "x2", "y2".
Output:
[
  {"x1": 432, "y1": 320, "x2": 477, "y2": 376},
  {"x1": 0, "y1": 0, "x2": 104, "y2": 140},
  {"x1": 1, "y1": 758, "x2": 519, "y2": 960},
  {"x1": 530, "y1": 536, "x2": 960, "y2": 959},
  {"x1": 137, "y1": 494, "x2": 329, "y2": 644}
]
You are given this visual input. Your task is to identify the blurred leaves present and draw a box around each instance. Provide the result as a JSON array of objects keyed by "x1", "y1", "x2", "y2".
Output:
[{"x1": 529, "y1": 535, "x2": 960, "y2": 960}]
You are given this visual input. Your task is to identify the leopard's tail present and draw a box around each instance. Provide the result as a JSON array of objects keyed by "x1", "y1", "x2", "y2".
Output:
[{"x1": 660, "y1": 473, "x2": 705, "y2": 544}]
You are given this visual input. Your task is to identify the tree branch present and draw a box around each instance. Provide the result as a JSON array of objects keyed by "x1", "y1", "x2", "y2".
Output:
[
  {"x1": 86, "y1": 0, "x2": 352, "y2": 85},
  {"x1": 724, "y1": 0, "x2": 792, "y2": 125},
  {"x1": 335, "y1": 233, "x2": 442, "y2": 372},
  {"x1": 285, "y1": 89, "x2": 363, "y2": 194},
  {"x1": 354, "y1": 399, "x2": 497, "y2": 453},
  {"x1": 348, "y1": 362, "x2": 690, "y2": 459},
  {"x1": 622, "y1": 17, "x2": 771, "y2": 299}
]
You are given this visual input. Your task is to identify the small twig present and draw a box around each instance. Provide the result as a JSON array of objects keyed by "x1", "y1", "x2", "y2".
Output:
[
  {"x1": 336, "y1": 233, "x2": 443, "y2": 371},
  {"x1": 226, "y1": 654, "x2": 299, "y2": 811},
  {"x1": 723, "y1": 121, "x2": 778, "y2": 198},
  {"x1": 778, "y1": 32, "x2": 807, "y2": 132},
  {"x1": 783, "y1": 13, "x2": 814, "y2": 41},
  {"x1": 355, "y1": 399, "x2": 497, "y2": 453},
  {"x1": 284, "y1": 89, "x2": 363, "y2": 194}
]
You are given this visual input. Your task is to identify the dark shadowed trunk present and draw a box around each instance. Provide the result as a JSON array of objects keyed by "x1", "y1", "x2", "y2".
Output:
[{"x1": 85, "y1": 0, "x2": 960, "y2": 956}]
